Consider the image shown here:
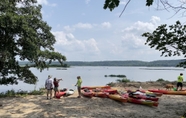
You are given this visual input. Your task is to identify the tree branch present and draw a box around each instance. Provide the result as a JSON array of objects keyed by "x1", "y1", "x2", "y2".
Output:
[{"x1": 119, "y1": 0, "x2": 131, "y2": 17}]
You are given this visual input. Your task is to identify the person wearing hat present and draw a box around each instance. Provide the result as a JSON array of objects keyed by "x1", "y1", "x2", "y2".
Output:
[
  {"x1": 176, "y1": 73, "x2": 184, "y2": 91},
  {"x1": 45, "y1": 75, "x2": 53, "y2": 99}
]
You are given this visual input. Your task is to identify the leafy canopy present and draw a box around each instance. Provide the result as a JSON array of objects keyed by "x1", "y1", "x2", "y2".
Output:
[
  {"x1": 103, "y1": 0, "x2": 153, "y2": 11},
  {"x1": 142, "y1": 21, "x2": 186, "y2": 66},
  {"x1": 0, "y1": 0, "x2": 66, "y2": 85}
]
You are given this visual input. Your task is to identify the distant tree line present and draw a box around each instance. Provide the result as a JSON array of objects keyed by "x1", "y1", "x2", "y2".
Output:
[{"x1": 19, "y1": 59, "x2": 185, "y2": 67}]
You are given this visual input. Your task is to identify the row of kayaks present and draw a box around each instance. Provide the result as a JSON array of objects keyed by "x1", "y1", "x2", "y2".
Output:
[
  {"x1": 81, "y1": 86, "x2": 161, "y2": 107},
  {"x1": 55, "y1": 86, "x2": 186, "y2": 107}
]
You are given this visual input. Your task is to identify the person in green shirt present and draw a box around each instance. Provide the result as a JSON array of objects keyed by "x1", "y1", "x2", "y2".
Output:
[
  {"x1": 75, "y1": 76, "x2": 82, "y2": 98},
  {"x1": 176, "y1": 73, "x2": 184, "y2": 91}
]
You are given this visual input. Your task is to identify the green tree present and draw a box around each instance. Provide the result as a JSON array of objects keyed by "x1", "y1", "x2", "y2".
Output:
[
  {"x1": 103, "y1": 0, "x2": 153, "y2": 12},
  {"x1": 142, "y1": 21, "x2": 186, "y2": 67},
  {"x1": 0, "y1": 0, "x2": 66, "y2": 85}
]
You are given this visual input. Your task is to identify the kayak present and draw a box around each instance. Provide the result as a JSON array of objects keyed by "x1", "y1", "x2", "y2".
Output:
[
  {"x1": 81, "y1": 86, "x2": 111, "y2": 90},
  {"x1": 93, "y1": 92, "x2": 108, "y2": 98},
  {"x1": 122, "y1": 94, "x2": 159, "y2": 107},
  {"x1": 148, "y1": 89, "x2": 186, "y2": 95},
  {"x1": 56, "y1": 89, "x2": 74, "y2": 98},
  {"x1": 108, "y1": 94, "x2": 127, "y2": 103},
  {"x1": 102, "y1": 89, "x2": 118, "y2": 94},
  {"x1": 139, "y1": 90, "x2": 163, "y2": 97},
  {"x1": 128, "y1": 94, "x2": 159, "y2": 101},
  {"x1": 81, "y1": 89, "x2": 94, "y2": 98},
  {"x1": 55, "y1": 91, "x2": 66, "y2": 99},
  {"x1": 65, "y1": 89, "x2": 74, "y2": 96}
]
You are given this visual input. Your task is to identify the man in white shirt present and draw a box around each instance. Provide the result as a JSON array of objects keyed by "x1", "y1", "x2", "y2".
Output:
[{"x1": 45, "y1": 75, "x2": 53, "y2": 99}]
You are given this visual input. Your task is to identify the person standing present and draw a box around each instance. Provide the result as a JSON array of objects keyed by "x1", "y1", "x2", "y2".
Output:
[
  {"x1": 75, "y1": 76, "x2": 82, "y2": 98},
  {"x1": 53, "y1": 78, "x2": 63, "y2": 97},
  {"x1": 176, "y1": 73, "x2": 184, "y2": 91},
  {"x1": 45, "y1": 75, "x2": 53, "y2": 99}
]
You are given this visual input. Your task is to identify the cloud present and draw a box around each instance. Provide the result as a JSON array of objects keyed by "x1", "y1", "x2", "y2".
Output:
[
  {"x1": 150, "y1": 16, "x2": 160, "y2": 24},
  {"x1": 120, "y1": 0, "x2": 126, "y2": 5},
  {"x1": 37, "y1": 0, "x2": 48, "y2": 5},
  {"x1": 121, "y1": 33, "x2": 146, "y2": 49},
  {"x1": 52, "y1": 31, "x2": 100, "y2": 55},
  {"x1": 122, "y1": 21, "x2": 155, "y2": 32},
  {"x1": 74, "y1": 23, "x2": 93, "y2": 29},
  {"x1": 37, "y1": 0, "x2": 56, "y2": 6},
  {"x1": 101, "y1": 22, "x2": 111, "y2": 28},
  {"x1": 122, "y1": 16, "x2": 160, "y2": 33},
  {"x1": 63, "y1": 26, "x2": 74, "y2": 32}
]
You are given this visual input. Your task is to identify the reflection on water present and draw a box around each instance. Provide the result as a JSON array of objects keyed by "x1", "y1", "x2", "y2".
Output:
[{"x1": 0, "y1": 66, "x2": 185, "y2": 92}]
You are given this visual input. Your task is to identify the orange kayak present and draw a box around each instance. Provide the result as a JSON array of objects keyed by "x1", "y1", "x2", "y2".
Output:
[
  {"x1": 148, "y1": 89, "x2": 186, "y2": 95},
  {"x1": 93, "y1": 92, "x2": 108, "y2": 98}
]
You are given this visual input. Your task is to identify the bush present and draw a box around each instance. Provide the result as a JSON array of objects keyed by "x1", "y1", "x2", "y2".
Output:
[
  {"x1": 156, "y1": 78, "x2": 165, "y2": 82},
  {"x1": 0, "y1": 88, "x2": 45, "y2": 98},
  {"x1": 116, "y1": 78, "x2": 130, "y2": 83}
]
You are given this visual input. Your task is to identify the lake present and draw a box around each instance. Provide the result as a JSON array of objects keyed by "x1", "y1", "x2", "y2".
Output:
[{"x1": 0, "y1": 66, "x2": 185, "y2": 92}]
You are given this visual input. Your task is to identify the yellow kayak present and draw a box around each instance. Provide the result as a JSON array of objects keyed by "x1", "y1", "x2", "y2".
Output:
[{"x1": 108, "y1": 94, "x2": 127, "y2": 103}]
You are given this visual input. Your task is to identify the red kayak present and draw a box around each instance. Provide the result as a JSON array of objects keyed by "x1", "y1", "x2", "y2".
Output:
[
  {"x1": 122, "y1": 94, "x2": 159, "y2": 107},
  {"x1": 102, "y1": 89, "x2": 118, "y2": 94},
  {"x1": 81, "y1": 89, "x2": 94, "y2": 98},
  {"x1": 129, "y1": 94, "x2": 159, "y2": 101},
  {"x1": 55, "y1": 91, "x2": 66, "y2": 99}
]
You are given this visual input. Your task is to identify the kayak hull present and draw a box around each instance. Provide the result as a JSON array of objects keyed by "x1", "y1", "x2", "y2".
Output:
[
  {"x1": 81, "y1": 90, "x2": 94, "y2": 98},
  {"x1": 148, "y1": 89, "x2": 186, "y2": 95},
  {"x1": 122, "y1": 94, "x2": 159, "y2": 107},
  {"x1": 130, "y1": 94, "x2": 159, "y2": 101},
  {"x1": 108, "y1": 94, "x2": 127, "y2": 103},
  {"x1": 93, "y1": 92, "x2": 108, "y2": 98}
]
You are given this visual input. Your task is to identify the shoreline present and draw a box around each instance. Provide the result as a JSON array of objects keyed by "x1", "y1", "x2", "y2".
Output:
[{"x1": 0, "y1": 82, "x2": 186, "y2": 118}]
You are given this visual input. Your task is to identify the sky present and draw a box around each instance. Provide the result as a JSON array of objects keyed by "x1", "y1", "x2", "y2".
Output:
[{"x1": 36, "y1": 0, "x2": 185, "y2": 62}]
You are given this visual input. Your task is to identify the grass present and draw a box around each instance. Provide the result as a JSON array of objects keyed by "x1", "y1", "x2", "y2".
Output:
[{"x1": 0, "y1": 88, "x2": 45, "y2": 98}]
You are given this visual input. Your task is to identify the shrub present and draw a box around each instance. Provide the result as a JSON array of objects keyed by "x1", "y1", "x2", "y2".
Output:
[
  {"x1": 156, "y1": 78, "x2": 165, "y2": 82},
  {"x1": 116, "y1": 78, "x2": 130, "y2": 83}
]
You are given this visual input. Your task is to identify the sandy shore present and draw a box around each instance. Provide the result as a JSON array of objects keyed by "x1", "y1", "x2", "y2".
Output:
[{"x1": 0, "y1": 82, "x2": 186, "y2": 118}]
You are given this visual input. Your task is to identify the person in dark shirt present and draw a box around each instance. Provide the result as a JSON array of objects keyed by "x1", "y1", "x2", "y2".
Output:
[{"x1": 53, "y1": 78, "x2": 63, "y2": 97}]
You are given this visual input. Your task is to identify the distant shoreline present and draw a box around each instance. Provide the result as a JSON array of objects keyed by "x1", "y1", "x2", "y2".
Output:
[{"x1": 19, "y1": 59, "x2": 185, "y2": 67}]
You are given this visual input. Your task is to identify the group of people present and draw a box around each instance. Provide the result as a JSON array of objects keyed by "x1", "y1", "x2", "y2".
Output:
[
  {"x1": 44, "y1": 73, "x2": 184, "y2": 99},
  {"x1": 45, "y1": 75, "x2": 82, "y2": 99}
]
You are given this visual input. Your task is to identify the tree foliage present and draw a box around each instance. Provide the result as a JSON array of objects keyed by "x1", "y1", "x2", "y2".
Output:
[
  {"x1": 103, "y1": 0, "x2": 186, "y2": 67},
  {"x1": 142, "y1": 21, "x2": 186, "y2": 67},
  {"x1": 0, "y1": 0, "x2": 66, "y2": 85},
  {"x1": 103, "y1": 0, "x2": 153, "y2": 12}
]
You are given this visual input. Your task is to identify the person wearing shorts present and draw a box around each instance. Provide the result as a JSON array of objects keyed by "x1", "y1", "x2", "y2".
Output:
[
  {"x1": 45, "y1": 75, "x2": 53, "y2": 99},
  {"x1": 75, "y1": 76, "x2": 82, "y2": 98},
  {"x1": 176, "y1": 73, "x2": 184, "y2": 91},
  {"x1": 53, "y1": 78, "x2": 63, "y2": 97}
]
